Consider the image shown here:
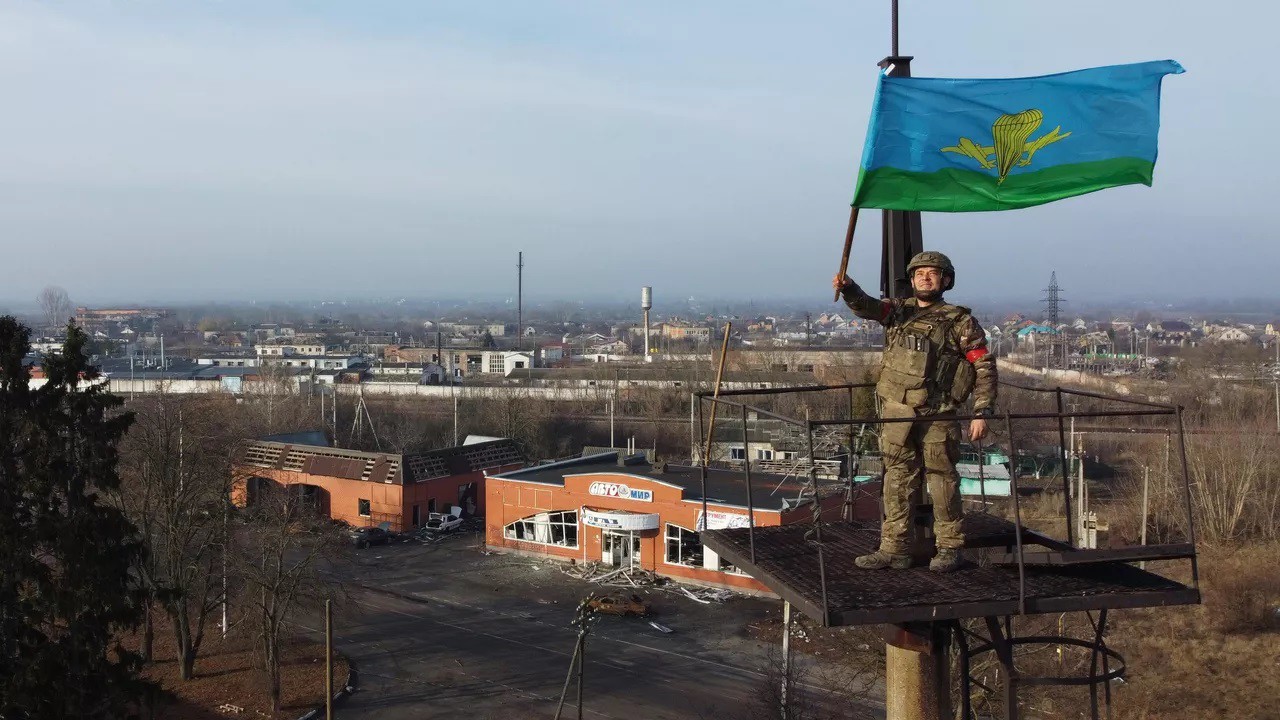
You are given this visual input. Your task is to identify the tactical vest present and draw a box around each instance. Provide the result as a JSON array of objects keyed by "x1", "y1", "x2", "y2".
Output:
[{"x1": 876, "y1": 302, "x2": 977, "y2": 411}]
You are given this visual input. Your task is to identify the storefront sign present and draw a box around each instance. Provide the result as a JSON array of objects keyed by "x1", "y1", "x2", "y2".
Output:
[
  {"x1": 582, "y1": 508, "x2": 660, "y2": 531},
  {"x1": 588, "y1": 481, "x2": 653, "y2": 503},
  {"x1": 695, "y1": 510, "x2": 752, "y2": 531}
]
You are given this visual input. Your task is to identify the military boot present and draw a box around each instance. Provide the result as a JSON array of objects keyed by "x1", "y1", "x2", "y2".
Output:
[
  {"x1": 854, "y1": 550, "x2": 912, "y2": 570},
  {"x1": 929, "y1": 549, "x2": 963, "y2": 573}
]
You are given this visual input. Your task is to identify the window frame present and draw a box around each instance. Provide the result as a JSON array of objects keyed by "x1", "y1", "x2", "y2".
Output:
[
  {"x1": 357, "y1": 498, "x2": 371, "y2": 517},
  {"x1": 502, "y1": 510, "x2": 579, "y2": 549},
  {"x1": 664, "y1": 523, "x2": 703, "y2": 568}
]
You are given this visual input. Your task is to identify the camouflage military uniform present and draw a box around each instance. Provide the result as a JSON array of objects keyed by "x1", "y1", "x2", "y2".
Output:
[{"x1": 841, "y1": 280, "x2": 997, "y2": 556}]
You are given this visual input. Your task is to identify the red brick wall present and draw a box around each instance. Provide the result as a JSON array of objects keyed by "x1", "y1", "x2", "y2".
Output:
[
  {"x1": 484, "y1": 470, "x2": 783, "y2": 592},
  {"x1": 232, "y1": 460, "x2": 523, "y2": 532}
]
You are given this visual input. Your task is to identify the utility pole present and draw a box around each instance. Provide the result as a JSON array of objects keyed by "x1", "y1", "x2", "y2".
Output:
[
  {"x1": 221, "y1": 492, "x2": 228, "y2": 638},
  {"x1": 1140, "y1": 466, "x2": 1149, "y2": 569},
  {"x1": 325, "y1": 599, "x2": 334, "y2": 720},
  {"x1": 781, "y1": 601, "x2": 793, "y2": 719}
]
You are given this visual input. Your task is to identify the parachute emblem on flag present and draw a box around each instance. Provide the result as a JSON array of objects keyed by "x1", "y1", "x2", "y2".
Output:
[{"x1": 941, "y1": 109, "x2": 1072, "y2": 184}]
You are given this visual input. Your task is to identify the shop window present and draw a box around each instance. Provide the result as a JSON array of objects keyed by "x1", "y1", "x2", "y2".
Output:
[
  {"x1": 719, "y1": 557, "x2": 749, "y2": 576},
  {"x1": 503, "y1": 510, "x2": 578, "y2": 548},
  {"x1": 358, "y1": 499, "x2": 371, "y2": 517},
  {"x1": 664, "y1": 524, "x2": 702, "y2": 567}
]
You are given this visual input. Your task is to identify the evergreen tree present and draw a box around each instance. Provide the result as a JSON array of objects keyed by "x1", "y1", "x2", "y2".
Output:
[{"x1": 0, "y1": 317, "x2": 149, "y2": 718}]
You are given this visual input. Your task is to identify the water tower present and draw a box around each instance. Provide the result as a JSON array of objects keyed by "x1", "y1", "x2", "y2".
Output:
[{"x1": 641, "y1": 286, "x2": 653, "y2": 362}]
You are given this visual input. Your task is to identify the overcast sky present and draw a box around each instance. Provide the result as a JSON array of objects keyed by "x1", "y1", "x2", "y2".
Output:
[{"x1": 0, "y1": 1, "x2": 1267, "y2": 309}]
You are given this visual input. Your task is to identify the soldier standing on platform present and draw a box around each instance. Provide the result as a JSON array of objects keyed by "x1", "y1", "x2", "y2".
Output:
[{"x1": 833, "y1": 251, "x2": 998, "y2": 572}]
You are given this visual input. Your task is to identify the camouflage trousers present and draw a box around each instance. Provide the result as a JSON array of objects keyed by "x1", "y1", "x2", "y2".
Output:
[{"x1": 877, "y1": 402, "x2": 965, "y2": 555}]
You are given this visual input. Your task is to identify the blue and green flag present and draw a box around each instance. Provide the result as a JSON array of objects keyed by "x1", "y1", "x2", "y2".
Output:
[{"x1": 851, "y1": 60, "x2": 1184, "y2": 212}]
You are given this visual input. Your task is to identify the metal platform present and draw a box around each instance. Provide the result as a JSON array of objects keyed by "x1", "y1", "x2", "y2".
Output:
[{"x1": 702, "y1": 516, "x2": 1200, "y2": 627}]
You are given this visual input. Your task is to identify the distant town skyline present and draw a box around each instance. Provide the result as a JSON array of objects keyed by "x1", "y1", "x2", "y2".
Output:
[{"x1": 0, "y1": 1, "x2": 1260, "y2": 305}]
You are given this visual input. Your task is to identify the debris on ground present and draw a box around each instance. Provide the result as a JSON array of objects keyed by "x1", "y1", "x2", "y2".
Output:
[
  {"x1": 560, "y1": 561, "x2": 744, "y2": 604},
  {"x1": 648, "y1": 621, "x2": 673, "y2": 634}
]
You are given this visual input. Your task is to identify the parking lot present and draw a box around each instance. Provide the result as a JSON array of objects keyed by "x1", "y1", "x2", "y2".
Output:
[{"x1": 308, "y1": 527, "x2": 882, "y2": 719}]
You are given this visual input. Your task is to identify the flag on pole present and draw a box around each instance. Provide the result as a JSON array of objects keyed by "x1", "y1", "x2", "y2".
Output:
[{"x1": 851, "y1": 60, "x2": 1184, "y2": 212}]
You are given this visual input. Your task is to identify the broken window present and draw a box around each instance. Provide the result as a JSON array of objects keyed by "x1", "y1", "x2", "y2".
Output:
[
  {"x1": 503, "y1": 510, "x2": 578, "y2": 548},
  {"x1": 358, "y1": 498, "x2": 371, "y2": 517},
  {"x1": 664, "y1": 524, "x2": 702, "y2": 567}
]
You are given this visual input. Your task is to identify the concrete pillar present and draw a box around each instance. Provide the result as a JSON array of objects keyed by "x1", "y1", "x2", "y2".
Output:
[{"x1": 885, "y1": 623, "x2": 951, "y2": 720}]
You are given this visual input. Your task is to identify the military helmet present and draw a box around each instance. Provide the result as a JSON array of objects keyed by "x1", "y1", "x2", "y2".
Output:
[{"x1": 906, "y1": 251, "x2": 955, "y2": 290}]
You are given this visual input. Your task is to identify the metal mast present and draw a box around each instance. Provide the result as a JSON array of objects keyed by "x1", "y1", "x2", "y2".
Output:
[
  {"x1": 517, "y1": 251, "x2": 524, "y2": 351},
  {"x1": 1042, "y1": 271, "x2": 1064, "y2": 327},
  {"x1": 879, "y1": 0, "x2": 923, "y2": 300},
  {"x1": 1042, "y1": 271, "x2": 1066, "y2": 368}
]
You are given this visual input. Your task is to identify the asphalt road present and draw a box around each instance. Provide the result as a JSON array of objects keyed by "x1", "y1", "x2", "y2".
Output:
[{"x1": 302, "y1": 536, "x2": 881, "y2": 719}]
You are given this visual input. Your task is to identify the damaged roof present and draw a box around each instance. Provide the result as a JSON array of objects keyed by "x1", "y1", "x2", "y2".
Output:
[{"x1": 237, "y1": 436, "x2": 524, "y2": 484}]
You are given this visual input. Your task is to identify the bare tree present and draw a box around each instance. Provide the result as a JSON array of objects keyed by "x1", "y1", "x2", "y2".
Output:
[
  {"x1": 36, "y1": 285, "x2": 72, "y2": 334},
  {"x1": 234, "y1": 481, "x2": 349, "y2": 711},
  {"x1": 111, "y1": 393, "x2": 240, "y2": 679}
]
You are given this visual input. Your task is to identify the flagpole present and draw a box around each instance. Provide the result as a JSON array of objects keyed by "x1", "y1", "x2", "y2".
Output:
[{"x1": 833, "y1": 206, "x2": 861, "y2": 302}]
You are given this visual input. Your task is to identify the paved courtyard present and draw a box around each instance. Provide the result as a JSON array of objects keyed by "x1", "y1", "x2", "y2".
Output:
[{"x1": 302, "y1": 531, "x2": 883, "y2": 719}]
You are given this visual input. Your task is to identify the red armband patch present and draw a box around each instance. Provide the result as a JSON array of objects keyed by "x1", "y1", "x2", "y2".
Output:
[
  {"x1": 880, "y1": 301, "x2": 892, "y2": 323},
  {"x1": 965, "y1": 348, "x2": 989, "y2": 364}
]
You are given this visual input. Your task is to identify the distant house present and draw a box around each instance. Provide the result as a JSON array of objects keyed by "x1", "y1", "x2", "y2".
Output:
[
  {"x1": 1148, "y1": 320, "x2": 1195, "y2": 347},
  {"x1": 1211, "y1": 327, "x2": 1251, "y2": 344},
  {"x1": 1146, "y1": 320, "x2": 1192, "y2": 335},
  {"x1": 541, "y1": 342, "x2": 570, "y2": 366},
  {"x1": 1077, "y1": 331, "x2": 1114, "y2": 354},
  {"x1": 1016, "y1": 324, "x2": 1057, "y2": 338}
]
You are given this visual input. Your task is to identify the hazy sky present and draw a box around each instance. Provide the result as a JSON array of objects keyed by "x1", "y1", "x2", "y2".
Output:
[{"x1": 0, "y1": 1, "x2": 1268, "y2": 309}]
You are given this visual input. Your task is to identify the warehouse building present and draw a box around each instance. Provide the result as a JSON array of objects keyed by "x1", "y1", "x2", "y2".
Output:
[
  {"x1": 232, "y1": 432, "x2": 524, "y2": 531},
  {"x1": 484, "y1": 452, "x2": 873, "y2": 593}
]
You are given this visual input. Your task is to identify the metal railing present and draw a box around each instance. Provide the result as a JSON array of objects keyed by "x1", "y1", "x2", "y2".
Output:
[{"x1": 693, "y1": 380, "x2": 1200, "y2": 618}]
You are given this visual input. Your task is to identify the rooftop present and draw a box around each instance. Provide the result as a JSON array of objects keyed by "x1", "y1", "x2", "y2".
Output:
[
  {"x1": 502, "y1": 367, "x2": 818, "y2": 385},
  {"x1": 238, "y1": 435, "x2": 523, "y2": 484},
  {"x1": 491, "y1": 451, "x2": 842, "y2": 512}
]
